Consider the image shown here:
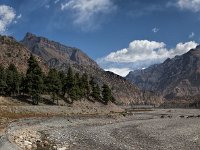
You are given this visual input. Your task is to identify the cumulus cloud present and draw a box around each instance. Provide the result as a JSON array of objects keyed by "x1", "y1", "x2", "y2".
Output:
[
  {"x1": 0, "y1": 5, "x2": 16, "y2": 33},
  {"x1": 176, "y1": 0, "x2": 200, "y2": 12},
  {"x1": 152, "y1": 27, "x2": 159, "y2": 33},
  {"x1": 97, "y1": 40, "x2": 198, "y2": 76},
  {"x1": 61, "y1": 0, "x2": 116, "y2": 30},
  {"x1": 103, "y1": 40, "x2": 197, "y2": 63},
  {"x1": 103, "y1": 40, "x2": 166, "y2": 63}
]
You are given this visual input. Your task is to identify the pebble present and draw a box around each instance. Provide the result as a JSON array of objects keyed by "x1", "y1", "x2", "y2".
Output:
[
  {"x1": 26, "y1": 144, "x2": 32, "y2": 149},
  {"x1": 53, "y1": 145, "x2": 57, "y2": 149},
  {"x1": 58, "y1": 147, "x2": 67, "y2": 150},
  {"x1": 24, "y1": 140, "x2": 32, "y2": 146}
]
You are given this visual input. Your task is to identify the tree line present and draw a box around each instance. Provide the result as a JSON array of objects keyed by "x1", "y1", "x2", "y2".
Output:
[{"x1": 0, "y1": 55, "x2": 115, "y2": 105}]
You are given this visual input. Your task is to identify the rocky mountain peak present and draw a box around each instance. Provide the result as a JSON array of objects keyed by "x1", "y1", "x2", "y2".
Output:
[
  {"x1": 23, "y1": 32, "x2": 49, "y2": 45},
  {"x1": 21, "y1": 33, "x2": 99, "y2": 69},
  {"x1": 24, "y1": 32, "x2": 36, "y2": 38},
  {"x1": 0, "y1": 34, "x2": 48, "y2": 73}
]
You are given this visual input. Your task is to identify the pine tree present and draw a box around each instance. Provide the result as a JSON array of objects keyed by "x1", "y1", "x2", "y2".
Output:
[
  {"x1": 81, "y1": 73, "x2": 90, "y2": 98},
  {"x1": 64, "y1": 66, "x2": 80, "y2": 102},
  {"x1": 26, "y1": 55, "x2": 44, "y2": 105},
  {"x1": 69, "y1": 70, "x2": 81, "y2": 101},
  {"x1": 65, "y1": 67, "x2": 74, "y2": 94},
  {"x1": 5, "y1": 64, "x2": 20, "y2": 96},
  {"x1": 19, "y1": 73, "x2": 26, "y2": 95},
  {"x1": 90, "y1": 78, "x2": 101, "y2": 101},
  {"x1": 0, "y1": 65, "x2": 7, "y2": 95},
  {"x1": 92, "y1": 84, "x2": 101, "y2": 101},
  {"x1": 47, "y1": 68, "x2": 62, "y2": 104},
  {"x1": 58, "y1": 70, "x2": 66, "y2": 96},
  {"x1": 69, "y1": 86, "x2": 78, "y2": 101},
  {"x1": 74, "y1": 73, "x2": 82, "y2": 99},
  {"x1": 102, "y1": 84, "x2": 113, "y2": 104}
]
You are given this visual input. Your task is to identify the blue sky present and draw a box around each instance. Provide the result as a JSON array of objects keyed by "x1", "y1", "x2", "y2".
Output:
[{"x1": 0, "y1": 0, "x2": 200, "y2": 76}]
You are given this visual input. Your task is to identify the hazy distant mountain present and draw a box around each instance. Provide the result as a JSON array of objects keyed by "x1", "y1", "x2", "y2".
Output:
[{"x1": 126, "y1": 45, "x2": 200, "y2": 101}]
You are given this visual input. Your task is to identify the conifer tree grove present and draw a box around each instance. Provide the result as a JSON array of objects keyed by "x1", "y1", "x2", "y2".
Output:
[{"x1": 0, "y1": 55, "x2": 115, "y2": 105}]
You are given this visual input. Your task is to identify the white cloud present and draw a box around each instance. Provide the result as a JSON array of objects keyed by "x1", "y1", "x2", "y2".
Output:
[
  {"x1": 102, "y1": 40, "x2": 198, "y2": 63},
  {"x1": 171, "y1": 41, "x2": 198, "y2": 56},
  {"x1": 176, "y1": 0, "x2": 200, "y2": 12},
  {"x1": 105, "y1": 68, "x2": 131, "y2": 77},
  {"x1": 103, "y1": 40, "x2": 167, "y2": 63},
  {"x1": 0, "y1": 5, "x2": 16, "y2": 33},
  {"x1": 152, "y1": 27, "x2": 159, "y2": 33},
  {"x1": 61, "y1": 0, "x2": 116, "y2": 30},
  {"x1": 97, "y1": 40, "x2": 198, "y2": 76},
  {"x1": 189, "y1": 32, "x2": 195, "y2": 38}
]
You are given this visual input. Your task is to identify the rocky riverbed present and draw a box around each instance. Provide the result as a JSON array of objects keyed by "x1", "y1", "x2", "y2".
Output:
[{"x1": 2, "y1": 109, "x2": 200, "y2": 150}]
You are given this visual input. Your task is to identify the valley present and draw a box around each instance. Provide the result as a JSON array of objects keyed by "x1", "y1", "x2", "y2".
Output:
[
  {"x1": 1, "y1": 1, "x2": 200, "y2": 149},
  {"x1": 0, "y1": 32, "x2": 200, "y2": 150}
]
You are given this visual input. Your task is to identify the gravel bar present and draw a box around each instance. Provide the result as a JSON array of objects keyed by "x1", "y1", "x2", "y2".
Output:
[{"x1": 2, "y1": 109, "x2": 200, "y2": 150}]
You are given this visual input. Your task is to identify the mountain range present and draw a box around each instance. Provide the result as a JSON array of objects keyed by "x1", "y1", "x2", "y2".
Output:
[
  {"x1": 126, "y1": 45, "x2": 200, "y2": 105},
  {"x1": 0, "y1": 33, "x2": 163, "y2": 106}
]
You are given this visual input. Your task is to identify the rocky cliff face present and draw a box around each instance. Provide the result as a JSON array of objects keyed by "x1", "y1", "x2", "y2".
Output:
[
  {"x1": 21, "y1": 33, "x2": 163, "y2": 105},
  {"x1": 126, "y1": 46, "x2": 200, "y2": 101},
  {"x1": 21, "y1": 32, "x2": 99, "y2": 70},
  {"x1": 0, "y1": 35, "x2": 47, "y2": 73}
]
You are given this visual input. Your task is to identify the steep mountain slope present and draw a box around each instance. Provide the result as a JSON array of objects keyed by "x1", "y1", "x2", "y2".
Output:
[
  {"x1": 0, "y1": 35, "x2": 47, "y2": 73},
  {"x1": 21, "y1": 32, "x2": 99, "y2": 70},
  {"x1": 126, "y1": 45, "x2": 200, "y2": 101},
  {"x1": 21, "y1": 33, "x2": 163, "y2": 105}
]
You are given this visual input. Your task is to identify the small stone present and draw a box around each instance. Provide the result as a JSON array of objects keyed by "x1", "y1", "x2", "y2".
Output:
[
  {"x1": 32, "y1": 144, "x2": 37, "y2": 148},
  {"x1": 24, "y1": 141, "x2": 32, "y2": 146},
  {"x1": 53, "y1": 145, "x2": 57, "y2": 150},
  {"x1": 19, "y1": 135, "x2": 23, "y2": 139},
  {"x1": 26, "y1": 145, "x2": 32, "y2": 149},
  {"x1": 43, "y1": 140, "x2": 49, "y2": 146},
  {"x1": 58, "y1": 147, "x2": 67, "y2": 150}
]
